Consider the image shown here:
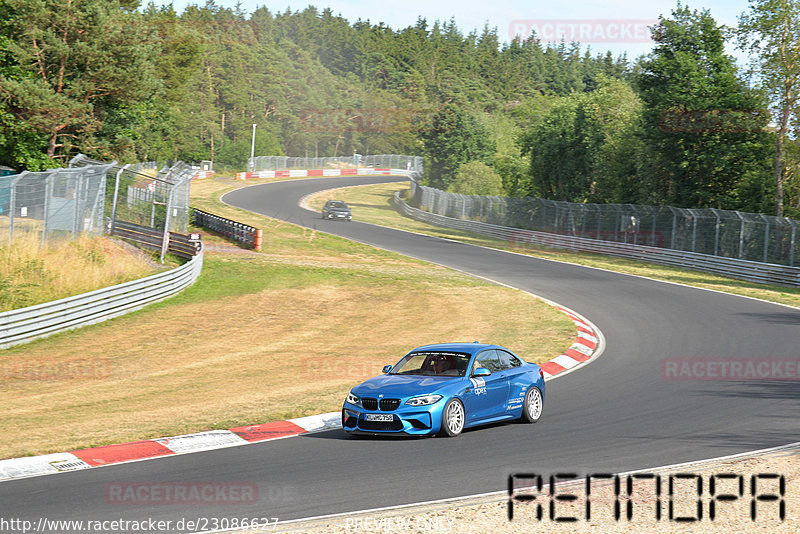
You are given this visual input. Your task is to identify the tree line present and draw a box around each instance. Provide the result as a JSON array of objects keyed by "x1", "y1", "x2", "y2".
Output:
[{"x1": 0, "y1": 1, "x2": 798, "y2": 217}]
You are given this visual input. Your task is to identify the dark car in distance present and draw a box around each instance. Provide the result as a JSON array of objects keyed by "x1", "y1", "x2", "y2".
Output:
[{"x1": 321, "y1": 200, "x2": 352, "y2": 221}]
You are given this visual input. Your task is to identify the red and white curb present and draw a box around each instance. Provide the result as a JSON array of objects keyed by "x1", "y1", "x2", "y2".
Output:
[
  {"x1": 0, "y1": 413, "x2": 341, "y2": 482},
  {"x1": 539, "y1": 304, "x2": 601, "y2": 379},
  {"x1": 0, "y1": 311, "x2": 600, "y2": 483},
  {"x1": 235, "y1": 168, "x2": 404, "y2": 180}
]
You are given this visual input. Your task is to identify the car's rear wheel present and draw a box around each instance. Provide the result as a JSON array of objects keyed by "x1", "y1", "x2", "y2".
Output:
[
  {"x1": 440, "y1": 398, "x2": 465, "y2": 437},
  {"x1": 521, "y1": 386, "x2": 543, "y2": 423}
]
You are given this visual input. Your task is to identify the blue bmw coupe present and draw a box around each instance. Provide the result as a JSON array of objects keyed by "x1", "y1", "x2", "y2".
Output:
[{"x1": 342, "y1": 343, "x2": 545, "y2": 437}]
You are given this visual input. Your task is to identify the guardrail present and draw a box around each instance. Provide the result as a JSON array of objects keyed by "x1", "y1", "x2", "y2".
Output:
[
  {"x1": 393, "y1": 192, "x2": 800, "y2": 288},
  {"x1": 0, "y1": 246, "x2": 204, "y2": 350},
  {"x1": 110, "y1": 220, "x2": 201, "y2": 259},
  {"x1": 191, "y1": 209, "x2": 262, "y2": 251}
]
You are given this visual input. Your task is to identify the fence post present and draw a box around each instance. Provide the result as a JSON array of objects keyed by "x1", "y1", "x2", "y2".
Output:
[
  {"x1": 73, "y1": 169, "x2": 83, "y2": 237},
  {"x1": 42, "y1": 171, "x2": 54, "y2": 245},
  {"x1": 160, "y1": 178, "x2": 176, "y2": 263},
  {"x1": 760, "y1": 214, "x2": 770, "y2": 263},
  {"x1": 110, "y1": 164, "x2": 130, "y2": 234},
  {"x1": 553, "y1": 203, "x2": 560, "y2": 234},
  {"x1": 629, "y1": 204, "x2": 639, "y2": 245},
  {"x1": 649, "y1": 206, "x2": 657, "y2": 247},
  {"x1": 87, "y1": 165, "x2": 110, "y2": 234},
  {"x1": 735, "y1": 211, "x2": 745, "y2": 259},
  {"x1": 711, "y1": 208, "x2": 721, "y2": 256},
  {"x1": 8, "y1": 173, "x2": 27, "y2": 241},
  {"x1": 789, "y1": 219, "x2": 797, "y2": 267},
  {"x1": 580, "y1": 204, "x2": 587, "y2": 236},
  {"x1": 567, "y1": 204, "x2": 576, "y2": 236},
  {"x1": 596, "y1": 204, "x2": 603, "y2": 240},
  {"x1": 668, "y1": 207, "x2": 678, "y2": 249}
]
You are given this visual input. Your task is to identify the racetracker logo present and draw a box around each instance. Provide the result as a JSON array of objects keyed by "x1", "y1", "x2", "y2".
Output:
[
  {"x1": 660, "y1": 359, "x2": 800, "y2": 381},
  {"x1": 303, "y1": 359, "x2": 379, "y2": 380},
  {"x1": 345, "y1": 516, "x2": 454, "y2": 532},
  {"x1": 659, "y1": 109, "x2": 768, "y2": 133},
  {"x1": 104, "y1": 482, "x2": 259, "y2": 505},
  {"x1": 0, "y1": 358, "x2": 111, "y2": 381},
  {"x1": 509, "y1": 19, "x2": 656, "y2": 43},
  {"x1": 300, "y1": 108, "x2": 440, "y2": 133}
]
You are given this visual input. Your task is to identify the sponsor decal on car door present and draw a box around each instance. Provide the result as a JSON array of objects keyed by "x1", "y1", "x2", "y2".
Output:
[
  {"x1": 466, "y1": 350, "x2": 509, "y2": 421},
  {"x1": 497, "y1": 350, "x2": 527, "y2": 412}
]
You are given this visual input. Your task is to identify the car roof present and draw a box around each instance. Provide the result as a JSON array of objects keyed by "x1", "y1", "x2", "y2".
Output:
[{"x1": 408, "y1": 342, "x2": 506, "y2": 357}]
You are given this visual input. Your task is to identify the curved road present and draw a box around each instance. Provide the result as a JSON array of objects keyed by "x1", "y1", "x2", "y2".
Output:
[{"x1": 2, "y1": 175, "x2": 799, "y2": 531}]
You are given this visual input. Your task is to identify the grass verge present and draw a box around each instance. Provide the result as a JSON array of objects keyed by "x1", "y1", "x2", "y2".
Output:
[
  {"x1": 0, "y1": 233, "x2": 161, "y2": 312},
  {"x1": 0, "y1": 176, "x2": 575, "y2": 459}
]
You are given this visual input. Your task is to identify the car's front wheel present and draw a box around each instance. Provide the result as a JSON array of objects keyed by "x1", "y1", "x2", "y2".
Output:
[
  {"x1": 521, "y1": 386, "x2": 543, "y2": 423},
  {"x1": 440, "y1": 398, "x2": 465, "y2": 437}
]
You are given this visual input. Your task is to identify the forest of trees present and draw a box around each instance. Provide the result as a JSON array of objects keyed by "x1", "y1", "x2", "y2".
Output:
[{"x1": 1, "y1": 1, "x2": 798, "y2": 217}]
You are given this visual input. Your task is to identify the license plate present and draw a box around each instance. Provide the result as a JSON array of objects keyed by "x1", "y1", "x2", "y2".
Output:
[{"x1": 364, "y1": 414, "x2": 393, "y2": 422}]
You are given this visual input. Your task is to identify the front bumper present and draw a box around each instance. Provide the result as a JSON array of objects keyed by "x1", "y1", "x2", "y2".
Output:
[
  {"x1": 341, "y1": 402, "x2": 443, "y2": 436},
  {"x1": 324, "y1": 212, "x2": 351, "y2": 221}
]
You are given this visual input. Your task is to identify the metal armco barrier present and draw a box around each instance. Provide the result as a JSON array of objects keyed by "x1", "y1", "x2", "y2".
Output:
[
  {"x1": 393, "y1": 192, "x2": 800, "y2": 288},
  {"x1": 0, "y1": 247, "x2": 203, "y2": 350},
  {"x1": 191, "y1": 208, "x2": 262, "y2": 251},
  {"x1": 110, "y1": 220, "x2": 201, "y2": 259}
]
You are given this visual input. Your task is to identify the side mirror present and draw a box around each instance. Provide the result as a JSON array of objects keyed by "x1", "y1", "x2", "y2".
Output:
[
  {"x1": 382, "y1": 365, "x2": 392, "y2": 374},
  {"x1": 473, "y1": 367, "x2": 491, "y2": 377}
]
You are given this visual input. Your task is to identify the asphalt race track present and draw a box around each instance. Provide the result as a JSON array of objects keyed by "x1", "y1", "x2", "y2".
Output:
[{"x1": 2, "y1": 175, "x2": 799, "y2": 531}]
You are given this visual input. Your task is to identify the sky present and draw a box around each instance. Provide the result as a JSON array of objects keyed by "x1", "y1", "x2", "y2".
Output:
[{"x1": 147, "y1": 0, "x2": 755, "y2": 61}]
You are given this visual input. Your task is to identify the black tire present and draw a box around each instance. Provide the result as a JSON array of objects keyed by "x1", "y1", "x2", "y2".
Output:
[
  {"x1": 520, "y1": 386, "x2": 543, "y2": 423},
  {"x1": 439, "y1": 398, "x2": 465, "y2": 437}
]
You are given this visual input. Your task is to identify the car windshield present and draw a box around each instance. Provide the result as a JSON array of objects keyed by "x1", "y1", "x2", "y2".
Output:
[
  {"x1": 328, "y1": 201, "x2": 348, "y2": 209},
  {"x1": 388, "y1": 351, "x2": 471, "y2": 377}
]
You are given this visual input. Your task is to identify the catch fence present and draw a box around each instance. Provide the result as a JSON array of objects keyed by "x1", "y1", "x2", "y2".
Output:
[
  {"x1": 248, "y1": 155, "x2": 423, "y2": 174},
  {"x1": 409, "y1": 182, "x2": 800, "y2": 267},
  {"x1": 1, "y1": 155, "x2": 196, "y2": 262}
]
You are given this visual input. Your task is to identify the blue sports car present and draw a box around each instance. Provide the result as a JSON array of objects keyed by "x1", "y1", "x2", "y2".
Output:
[{"x1": 342, "y1": 342, "x2": 545, "y2": 437}]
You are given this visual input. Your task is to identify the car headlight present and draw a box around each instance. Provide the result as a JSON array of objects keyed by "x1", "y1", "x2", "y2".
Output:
[
  {"x1": 346, "y1": 392, "x2": 361, "y2": 407},
  {"x1": 405, "y1": 394, "x2": 442, "y2": 406}
]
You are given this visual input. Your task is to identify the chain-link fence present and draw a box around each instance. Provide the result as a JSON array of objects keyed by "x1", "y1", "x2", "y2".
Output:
[
  {"x1": 101, "y1": 161, "x2": 194, "y2": 236},
  {"x1": 1, "y1": 155, "x2": 195, "y2": 261},
  {"x1": 408, "y1": 181, "x2": 800, "y2": 267},
  {"x1": 248, "y1": 154, "x2": 423, "y2": 174},
  {"x1": 1, "y1": 161, "x2": 115, "y2": 245}
]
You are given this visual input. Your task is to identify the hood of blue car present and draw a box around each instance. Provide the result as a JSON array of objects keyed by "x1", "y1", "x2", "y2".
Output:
[{"x1": 352, "y1": 374, "x2": 456, "y2": 397}]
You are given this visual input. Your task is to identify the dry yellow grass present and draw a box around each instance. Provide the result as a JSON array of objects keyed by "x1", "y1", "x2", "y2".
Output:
[
  {"x1": 0, "y1": 177, "x2": 576, "y2": 459},
  {"x1": 0, "y1": 233, "x2": 159, "y2": 311},
  {"x1": 0, "y1": 256, "x2": 573, "y2": 459}
]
